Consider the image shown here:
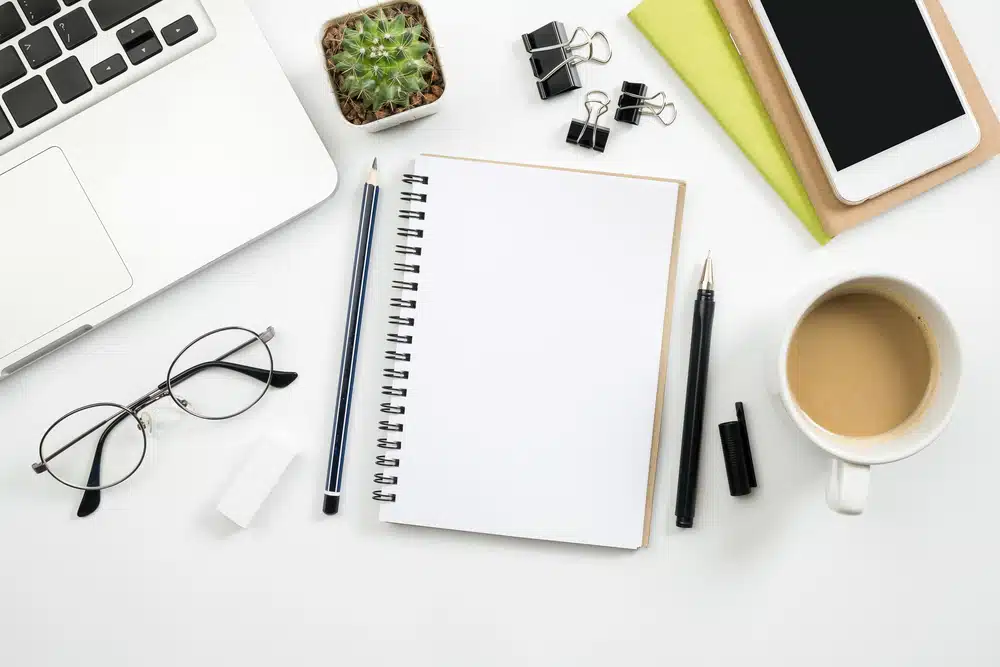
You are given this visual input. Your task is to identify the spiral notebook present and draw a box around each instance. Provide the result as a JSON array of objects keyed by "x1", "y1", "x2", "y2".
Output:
[{"x1": 373, "y1": 155, "x2": 686, "y2": 549}]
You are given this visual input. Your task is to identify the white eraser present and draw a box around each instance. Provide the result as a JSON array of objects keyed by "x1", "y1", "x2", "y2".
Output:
[{"x1": 217, "y1": 433, "x2": 298, "y2": 528}]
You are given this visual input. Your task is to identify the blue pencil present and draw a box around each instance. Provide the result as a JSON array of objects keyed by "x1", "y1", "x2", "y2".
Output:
[{"x1": 324, "y1": 159, "x2": 380, "y2": 515}]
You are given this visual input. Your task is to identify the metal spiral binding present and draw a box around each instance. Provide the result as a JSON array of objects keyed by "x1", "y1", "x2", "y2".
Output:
[
  {"x1": 393, "y1": 262, "x2": 420, "y2": 273},
  {"x1": 374, "y1": 173, "x2": 429, "y2": 502}
]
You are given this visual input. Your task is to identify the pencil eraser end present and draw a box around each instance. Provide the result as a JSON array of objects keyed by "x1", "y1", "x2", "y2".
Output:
[
  {"x1": 322, "y1": 495, "x2": 340, "y2": 515},
  {"x1": 217, "y1": 433, "x2": 299, "y2": 529}
]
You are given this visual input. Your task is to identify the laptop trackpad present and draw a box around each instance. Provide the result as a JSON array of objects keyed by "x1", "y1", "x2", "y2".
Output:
[{"x1": 0, "y1": 148, "x2": 132, "y2": 359}]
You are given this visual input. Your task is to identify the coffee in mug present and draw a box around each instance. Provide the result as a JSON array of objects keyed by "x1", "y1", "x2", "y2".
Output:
[
  {"x1": 787, "y1": 290, "x2": 936, "y2": 439},
  {"x1": 773, "y1": 274, "x2": 961, "y2": 515}
]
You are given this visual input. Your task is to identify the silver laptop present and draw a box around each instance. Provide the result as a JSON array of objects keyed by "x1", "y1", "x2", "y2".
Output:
[{"x1": 0, "y1": 0, "x2": 338, "y2": 377}]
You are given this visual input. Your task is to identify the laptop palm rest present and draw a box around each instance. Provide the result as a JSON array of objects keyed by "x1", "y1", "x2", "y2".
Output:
[{"x1": 0, "y1": 148, "x2": 132, "y2": 364}]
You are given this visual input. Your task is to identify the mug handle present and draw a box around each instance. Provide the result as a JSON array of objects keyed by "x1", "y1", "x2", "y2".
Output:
[{"x1": 826, "y1": 459, "x2": 870, "y2": 515}]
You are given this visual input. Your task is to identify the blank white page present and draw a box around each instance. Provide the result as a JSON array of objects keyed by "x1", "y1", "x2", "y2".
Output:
[{"x1": 379, "y1": 156, "x2": 682, "y2": 549}]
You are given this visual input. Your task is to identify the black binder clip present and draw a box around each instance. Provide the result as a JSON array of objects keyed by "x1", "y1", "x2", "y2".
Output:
[
  {"x1": 566, "y1": 91, "x2": 611, "y2": 153},
  {"x1": 614, "y1": 81, "x2": 677, "y2": 127},
  {"x1": 522, "y1": 22, "x2": 611, "y2": 100}
]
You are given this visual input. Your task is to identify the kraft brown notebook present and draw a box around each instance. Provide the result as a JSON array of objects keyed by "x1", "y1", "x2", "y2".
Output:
[{"x1": 715, "y1": 0, "x2": 1000, "y2": 237}]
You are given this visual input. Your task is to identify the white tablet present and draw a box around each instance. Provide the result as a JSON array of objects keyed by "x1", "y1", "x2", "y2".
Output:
[{"x1": 749, "y1": 0, "x2": 981, "y2": 205}]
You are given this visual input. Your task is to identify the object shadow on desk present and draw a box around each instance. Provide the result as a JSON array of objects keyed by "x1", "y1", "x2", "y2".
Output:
[
  {"x1": 351, "y1": 476, "x2": 643, "y2": 555},
  {"x1": 663, "y1": 303, "x2": 829, "y2": 549},
  {"x1": 373, "y1": 520, "x2": 642, "y2": 559},
  {"x1": 199, "y1": 507, "x2": 244, "y2": 538}
]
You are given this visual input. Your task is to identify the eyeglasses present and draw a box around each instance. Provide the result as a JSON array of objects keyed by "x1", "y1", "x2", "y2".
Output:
[{"x1": 31, "y1": 326, "x2": 298, "y2": 517}]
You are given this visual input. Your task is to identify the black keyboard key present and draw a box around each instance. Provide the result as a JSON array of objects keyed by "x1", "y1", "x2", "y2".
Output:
[
  {"x1": 47, "y1": 55, "x2": 90, "y2": 102},
  {"x1": 117, "y1": 16, "x2": 143, "y2": 43},
  {"x1": 116, "y1": 16, "x2": 148, "y2": 49},
  {"x1": 0, "y1": 106, "x2": 11, "y2": 139},
  {"x1": 19, "y1": 27, "x2": 60, "y2": 69},
  {"x1": 16, "y1": 0, "x2": 59, "y2": 26},
  {"x1": 117, "y1": 18, "x2": 159, "y2": 65},
  {"x1": 90, "y1": 52, "x2": 124, "y2": 83},
  {"x1": 89, "y1": 0, "x2": 160, "y2": 31},
  {"x1": 2, "y1": 74, "x2": 56, "y2": 126},
  {"x1": 0, "y1": 44, "x2": 25, "y2": 87},
  {"x1": 55, "y1": 8, "x2": 97, "y2": 50},
  {"x1": 0, "y1": 2, "x2": 25, "y2": 45},
  {"x1": 125, "y1": 33, "x2": 159, "y2": 65},
  {"x1": 162, "y1": 15, "x2": 196, "y2": 46}
]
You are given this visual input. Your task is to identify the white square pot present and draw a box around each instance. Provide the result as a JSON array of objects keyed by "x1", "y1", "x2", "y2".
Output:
[{"x1": 320, "y1": 1, "x2": 445, "y2": 133}]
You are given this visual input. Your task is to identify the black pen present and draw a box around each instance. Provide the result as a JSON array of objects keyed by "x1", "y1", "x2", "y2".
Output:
[
  {"x1": 324, "y1": 159, "x2": 380, "y2": 515},
  {"x1": 674, "y1": 253, "x2": 715, "y2": 529}
]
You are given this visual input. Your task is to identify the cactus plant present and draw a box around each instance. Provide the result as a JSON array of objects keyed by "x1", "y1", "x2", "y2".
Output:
[{"x1": 329, "y1": 10, "x2": 433, "y2": 112}]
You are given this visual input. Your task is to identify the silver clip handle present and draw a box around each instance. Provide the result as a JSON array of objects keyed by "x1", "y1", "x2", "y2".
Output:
[
  {"x1": 575, "y1": 90, "x2": 611, "y2": 143},
  {"x1": 531, "y1": 28, "x2": 612, "y2": 84},
  {"x1": 619, "y1": 90, "x2": 678, "y2": 126}
]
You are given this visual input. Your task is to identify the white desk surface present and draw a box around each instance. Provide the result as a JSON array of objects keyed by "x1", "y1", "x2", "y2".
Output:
[{"x1": 2, "y1": 0, "x2": 999, "y2": 664}]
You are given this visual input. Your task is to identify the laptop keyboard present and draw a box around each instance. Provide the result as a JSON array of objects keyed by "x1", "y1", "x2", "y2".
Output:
[{"x1": 0, "y1": 0, "x2": 213, "y2": 156}]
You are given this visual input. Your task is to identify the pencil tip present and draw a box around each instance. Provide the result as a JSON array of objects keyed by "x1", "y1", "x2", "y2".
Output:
[{"x1": 372, "y1": 158, "x2": 378, "y2": 169}]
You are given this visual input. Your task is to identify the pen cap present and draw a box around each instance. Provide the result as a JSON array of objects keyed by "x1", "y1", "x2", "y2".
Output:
[
  {"x1": 719, "y1": 421, "x2": 751, "y2": 497},
  {"x1": 735, "y1": 402, "x2": 758, "y2": 488}
]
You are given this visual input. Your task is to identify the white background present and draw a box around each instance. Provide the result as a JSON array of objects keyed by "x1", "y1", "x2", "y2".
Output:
[{"x1": 2, "y1": 0, "x2": 999, "y2": 664}]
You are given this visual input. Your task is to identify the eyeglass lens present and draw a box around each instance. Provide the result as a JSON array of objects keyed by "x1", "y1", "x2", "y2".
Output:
[
  {"x1": 39, "y1": 404, "x2": 146, "y2": 491},
  {"x1": 167, "y1": 328, "x2": 274, "y2": 420}
]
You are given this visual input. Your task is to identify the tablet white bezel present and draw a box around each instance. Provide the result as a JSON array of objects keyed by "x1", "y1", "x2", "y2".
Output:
[{"x1": 749, "y1": 0, "x2": 981, "y2": 205}]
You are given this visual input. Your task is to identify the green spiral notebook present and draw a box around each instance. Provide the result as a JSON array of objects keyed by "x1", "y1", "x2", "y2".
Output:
[{"x1": 629, "y1": 0, "x2": 830, "y2": 244}]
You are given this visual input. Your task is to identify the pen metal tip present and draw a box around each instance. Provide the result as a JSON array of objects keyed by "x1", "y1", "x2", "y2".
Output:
[{"x1": 700, "y1": 253, "x2": 714, "y2": 292}]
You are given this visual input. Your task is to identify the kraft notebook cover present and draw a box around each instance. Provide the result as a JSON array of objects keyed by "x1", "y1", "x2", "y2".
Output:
[
  {"x1": 716, "y1": 0, "x2": 1000, "y2": 237},
  {"x1": 373, "y1": 155, "x2": 685, "y2": 549},
  {"x1": 629, "y1": 0, "x2": 830, "y2": 245}
]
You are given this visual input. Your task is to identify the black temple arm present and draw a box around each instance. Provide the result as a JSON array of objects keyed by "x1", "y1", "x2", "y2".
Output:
[
  {"x1": 76, "y1": 410, "x2": 133, "y2": 518},
  {"x1": 156, "y1": 362, "x2": 298, "y2": 391}
]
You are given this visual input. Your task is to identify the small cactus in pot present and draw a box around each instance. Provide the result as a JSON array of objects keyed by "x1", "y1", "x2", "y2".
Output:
[
  {"x1": 331, "y1": 11, "x2": 432, "y2": 111},
  {"x1": 322, "y1": 2, "x2": 445, "y2": 131}
]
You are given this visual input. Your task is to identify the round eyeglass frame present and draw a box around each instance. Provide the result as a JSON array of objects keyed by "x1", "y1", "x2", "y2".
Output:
[
  {"x1": 37, "y1": 402, "x2": 147, "y2": 492},
  {"x1": 35, "y1": 326, "x2": 276, "y2": 491},
  {"x1": 166, "y1": 326, "x2": 275, "y2": 421}
]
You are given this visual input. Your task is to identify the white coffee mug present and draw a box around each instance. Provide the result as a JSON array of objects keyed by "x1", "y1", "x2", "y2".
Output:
[{"x1": 773, "y1": 273, "x2": 962, "y2": 515}]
